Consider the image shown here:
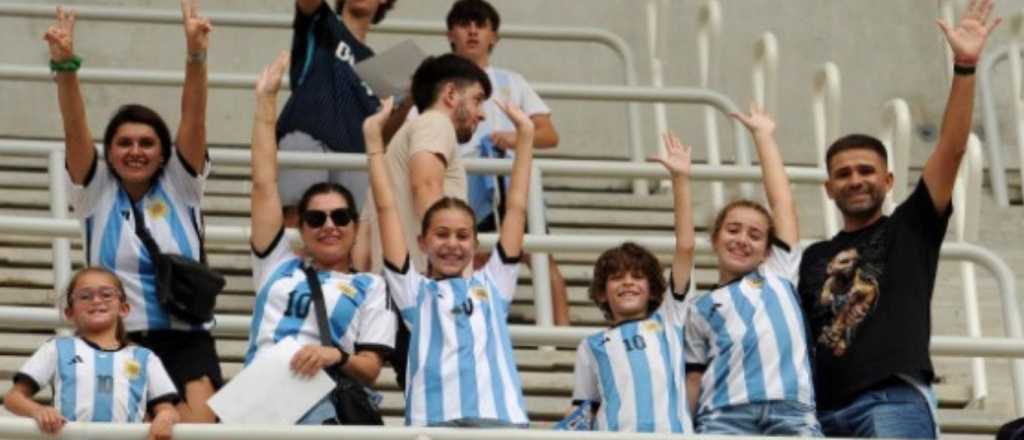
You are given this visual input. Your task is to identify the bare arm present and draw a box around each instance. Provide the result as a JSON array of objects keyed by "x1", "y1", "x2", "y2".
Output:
[
  {"x1": 495, "y1": 100, "x2": 535, "y2": 257},
  {"x1": 176, "y1": 0, "x2": 212, "y2": 174},
  {"x1": 686, "y1": 371, "x2": 702, "y2": 417},
  {"x1": 4, "y1": 382, "x2": 65, "y2": 435},
  {"x1": 147, "y1": 402, "x2": 179, "y2": 440},
  {"x1": 45, "y1": 7, "x2": 95, "y2": 184},
  {"x1": 249, "y1": 52, "x2": 290, "y2": 254},
  {"x1": 297, "y1": 0, "x2": 323, "y2": 16},
  {"x1": 341, "y1": 350, "x2": 385, "y2": 385},
  {"x1": 409, "y1": 152, "x2": 446, "y2": 220},
  {"x1": 363, "y1": 99, "x2": 408, "y2": 267},
  {"x1": 289, "y1": 345, "x2": 384, "y2": 386},
  {"x1": 381, "y1": 97, "x2": 414, "y2": 146},
  {"x1": 655, "y1": 132, "x2": 695, "y2": 290},
  {"x1": 732, "y1": 104, "x2": 799, "y2": 246},
  {"x1": 490, "y1": 114, "x2": 559, "y2": 151},
  {"x1": 925, "y1": 0, "x2": 1000, "y2": 213}
]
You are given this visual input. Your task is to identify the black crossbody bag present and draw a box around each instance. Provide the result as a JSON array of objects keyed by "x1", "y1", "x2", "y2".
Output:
[
  {"x1": 130, "y1": 203, "x2": 224, "y2": 324},
  {"x1": 302, "y1": 266, "x2": 384, "y2": 426}
]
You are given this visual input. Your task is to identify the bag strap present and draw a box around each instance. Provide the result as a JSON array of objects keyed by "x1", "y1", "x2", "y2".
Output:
[
  {"x1": 303, "y1": 266, "x2": 334, "y2": 349},
  {"x1": 128, "y1": 202, "x2": 164, "y2": 261}
]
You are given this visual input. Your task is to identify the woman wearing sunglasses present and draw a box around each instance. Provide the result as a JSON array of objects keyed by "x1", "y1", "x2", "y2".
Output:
[{"x1": 244, "y1": 53, "x2": 396, "y2": 424}]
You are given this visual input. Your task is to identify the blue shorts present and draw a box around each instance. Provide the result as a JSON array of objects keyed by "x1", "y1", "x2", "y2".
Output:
[
  {"x1": 696, "y1": 400, "x2": 823, "y2": 436},
  {"x1": 818, "y1": 376, "x2": 938, "y2": 439}
]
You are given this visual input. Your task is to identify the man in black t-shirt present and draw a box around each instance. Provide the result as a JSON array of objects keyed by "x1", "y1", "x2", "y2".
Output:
[
  {"x1": 797, "y1": 1, "x2": 1001, "y2": 438},
  {"x1": 276, "y1": 0, "x2": 403, "y2": 224}
]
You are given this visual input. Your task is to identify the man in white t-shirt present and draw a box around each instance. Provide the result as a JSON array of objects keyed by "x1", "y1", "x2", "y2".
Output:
[{"x1": 446, "y1": 0, "x2": 570, "y2": 326}]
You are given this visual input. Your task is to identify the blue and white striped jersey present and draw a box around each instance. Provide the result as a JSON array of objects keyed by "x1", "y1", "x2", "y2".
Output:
[
  {"x1": 245, "y1": 229, "x2": 395, "y2": 364},
  {"x1": 383, "y1": 246, "x2": 528, "y2": 427},
  {"x1": 16, "y1": 336, "x2": 178, "y2": 422},
  {"x1": 572, "y1": 283, "x2": 694, "y2": 433},
  {"x1": 684, "y1": 243, "x2": 815, "y2": 416},
  {"x1": 68, "y1": 149, "x2": 210, "y2": 333}
]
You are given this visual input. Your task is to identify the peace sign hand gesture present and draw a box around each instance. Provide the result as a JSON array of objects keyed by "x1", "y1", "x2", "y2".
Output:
[
  {"x1": 181, "y1": 0, "x2": 212, "y2": 54},
  {"x1": 937, "y1": 0, "x2": 1001, "y2": 66},
  {"x1": 43, "y1": 6, "x2": 76, "y2": 62}
]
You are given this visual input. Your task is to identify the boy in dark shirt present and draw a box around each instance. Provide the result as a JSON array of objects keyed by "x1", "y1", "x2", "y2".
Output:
[{"x1": 797, "y1": 1, "x2": 1001, "y2": 438}]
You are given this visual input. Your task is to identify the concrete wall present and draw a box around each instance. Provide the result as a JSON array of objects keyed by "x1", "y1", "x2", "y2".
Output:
[{"x1": 2, "y1": 0, "x2": 1023, "y2": 168}]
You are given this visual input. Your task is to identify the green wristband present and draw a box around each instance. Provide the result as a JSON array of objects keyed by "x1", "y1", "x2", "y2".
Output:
[{"x1": 49, "y1": 55, "x2": 82, "y2": 73}]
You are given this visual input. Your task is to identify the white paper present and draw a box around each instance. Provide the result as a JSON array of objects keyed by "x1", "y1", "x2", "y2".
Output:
[
  {"x1": 355, "y1": 39, "x2": 427, "y2": 99},
  {"x1": 208, "y1": 337, "x2": 334, "y2": 425}
]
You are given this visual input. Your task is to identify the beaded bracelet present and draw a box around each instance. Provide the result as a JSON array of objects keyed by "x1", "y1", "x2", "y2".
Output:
[{"x1": 50, "y1": 55, "x2": 82, "y2": 73}]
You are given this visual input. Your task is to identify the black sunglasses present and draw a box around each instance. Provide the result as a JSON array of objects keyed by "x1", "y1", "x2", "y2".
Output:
[{"x1": 300, "y1": 208, "x2": 355, "y2": 228}]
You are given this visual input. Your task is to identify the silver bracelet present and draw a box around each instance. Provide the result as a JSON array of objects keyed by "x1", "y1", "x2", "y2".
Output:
[{"x1": 186, "y1": 50, "x2": 207, "y2": 65}]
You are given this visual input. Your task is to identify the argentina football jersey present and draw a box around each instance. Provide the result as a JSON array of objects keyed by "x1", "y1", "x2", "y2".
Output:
[
  {"x1": 684, "y1": 242, "x2": 815, "y2": 416},
  {"x1": 67, "y1": 148, "x2": 210, "y2": 333},
  {"x1": 245, "y1": 229, "x2": 395, "y2": 365},
  {"x1": 572, "y1": 283, "x2": 694, "y2": 433},
  {"x1": 15, "y1": 337, "x2": 178, "y2": 422},
  {"x1": 383, "y1": 245, "x2": 528, "y2": 427}
]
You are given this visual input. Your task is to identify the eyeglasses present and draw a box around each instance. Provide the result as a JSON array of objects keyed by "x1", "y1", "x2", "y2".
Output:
[
  {"x1": 301, "y1": 208, "x2": 355, "y2": 228},
  {"x1": 70, "y1": 286, "x2": 121, "y2": 304}
]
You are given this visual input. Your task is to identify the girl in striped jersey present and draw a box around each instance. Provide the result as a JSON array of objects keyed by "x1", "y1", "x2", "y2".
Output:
[
  {"x1": 5, "y1": 267, "x2": 179, "y2": 439},
  {"x1": 684, "y1": 104, "x2": 821, "y2": 436},
  {"x1": 246, "y1": 53, "x2": 395, "y2": 425},
  {"x1": 364, "y1": 95, "x2": 534, "y2": 427},
  {"x1": 566, "y1": 132, "x2": 696, "y2": 433}
]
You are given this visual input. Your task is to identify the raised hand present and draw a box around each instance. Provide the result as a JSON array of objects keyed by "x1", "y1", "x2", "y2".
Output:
[
  {"x1": 181, "y1": 0, "x2": 212, "y2": 54},
  {"x1": 43, "y1": 6, "x2": 76, "y2": 62},
  {"x1": 494, "y1": 98, "x2": 535, "y2": 132},
  {"x1": 362, "y1": 96, "x2": 395, "y2": 152},
  {"x1": 937, "y1": 0, "x2": 1001, "y2": 65},
  {"x1": 655, "y1": 131, "x2": 692, "y2": 177},
  {"x1": 730, "y1": 102, "x2": 776, "y2": 137},
  {"x1": 255, "y1": 51, "x2": 289, "y2": 97}
]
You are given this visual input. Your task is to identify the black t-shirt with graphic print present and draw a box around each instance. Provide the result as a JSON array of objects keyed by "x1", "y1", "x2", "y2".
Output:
[
  {"x1": 798, "y1": 179, "x2": 951, "y2": 410},
  {"x1": 276, "y1": 2, "x2": 379, "y2": 153}
]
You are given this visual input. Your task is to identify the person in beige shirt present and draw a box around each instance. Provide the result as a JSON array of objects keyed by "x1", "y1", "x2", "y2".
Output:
[{"x1": 355, "y1": 53, "x2": 491, "y2": 272}]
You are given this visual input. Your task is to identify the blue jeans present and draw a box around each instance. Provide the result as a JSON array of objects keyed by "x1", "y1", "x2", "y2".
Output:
[
  {"x1": 817, "y1": 378, "x2": 938, "y2": 439},
  {"x1": 297, "y1": 396, "x2": 337, "y2": 425},
  {"x1": 696, "y1": 400, "x2": 823, "y2": 436}
]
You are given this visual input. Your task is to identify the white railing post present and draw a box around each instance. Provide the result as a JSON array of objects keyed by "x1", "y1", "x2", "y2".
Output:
[
  {"x1": 813, "y1": 62, "x2": 841, "y2": 237},
  {"x1": 698, "y1": 0, "x2": 725, "y2": 210},
  {"x1": 526, "y1": 165, "x2": 553, "y2": 331},
  {"x1": 879, "y1": 99, "x2": 912, "y2": 213},
  {"x1": 47, "y1": 149, "x2": 71, "y2": 323},
  {"x1": 1010, "y1": 11, "x2": 1024, "y2": 205},
  {"x1": 955, "y1": 134, "x2": 989, "y2": 406},
  {"x1": 752, "y1": 32, "x2": 778, "y2": 116},
  {"x1": 647, "y1": 0, "x2": 672, "y2": 192}
]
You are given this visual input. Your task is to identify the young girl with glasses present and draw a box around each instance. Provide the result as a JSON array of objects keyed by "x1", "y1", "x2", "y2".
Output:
[{"x1": 4, "y1": 267, "x2": 179, "y2": 439}]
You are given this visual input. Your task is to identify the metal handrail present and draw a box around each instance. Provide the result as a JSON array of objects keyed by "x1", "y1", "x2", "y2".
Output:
[
  {"x1": 979, "y1": 43, "x2": 1019, "y2": 207},
  {"x1": 0, "y1": 1, "x2": 648, "y2": 195},
  {"x1": 697, "y1": 0, "x2": 727, "y2": 208},
  {"x1": 752, "y1": 32, "x2": 779, "y2": 116},
  {"x1": 812, "y1": 62, "x2": 842, "y2": 237},
  {"x1": 0, "y1": 214, "x2": 1021, "y2": 414}
]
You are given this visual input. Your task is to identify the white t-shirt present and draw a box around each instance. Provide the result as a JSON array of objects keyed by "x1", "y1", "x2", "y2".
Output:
[
  {"x1": 67, "y1": 149, "x2": 211, "y2": 332},
  {"x1": 572, "y1": 281, "x2": 694, "y2": 433},
  {"x1": 684, "y1": 242, "x2": 815, "y2": 416},
  {"x1": 245, "y1": 229, "x2": 395, "y2": 364},
  {"x1": 383, "y1": 246, "x2": 528, "y2": 426},
  {"x1": 16, "y1": 336, "x2": 178, "y2": 422},
  {"x1": 457, "y1": 66, "x2": 551, "y2": 158}
]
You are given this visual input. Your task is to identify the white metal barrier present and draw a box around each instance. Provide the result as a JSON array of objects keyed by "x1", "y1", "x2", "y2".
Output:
[
  {"x1": 0, "y1": 212, "x2": 1022, "y2": 415},
  {"x1": 812, "y1": 62, "x2": 842, "y2": 237},
  {"x1": 0, "y1": 1, "x2": 650, "y2": 195}
]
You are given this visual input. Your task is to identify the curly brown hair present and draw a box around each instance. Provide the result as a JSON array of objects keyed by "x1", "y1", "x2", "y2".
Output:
[
  {"x1": 589, "y1": 242, "x2": 666, "y2": 322},
  {"x1": 335, "y1": 0, "x2": 397, "y2": 24}
]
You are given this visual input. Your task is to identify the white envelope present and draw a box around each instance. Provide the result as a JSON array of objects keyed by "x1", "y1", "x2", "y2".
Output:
[{"x1": 208, "y1": 337, "x2": 335, "y2": 424}]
